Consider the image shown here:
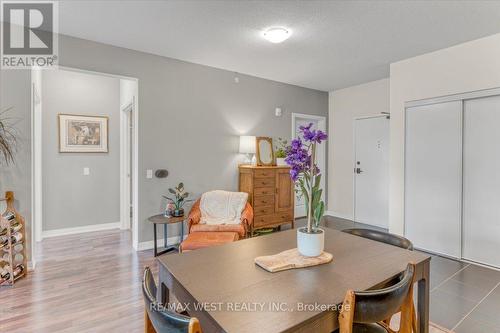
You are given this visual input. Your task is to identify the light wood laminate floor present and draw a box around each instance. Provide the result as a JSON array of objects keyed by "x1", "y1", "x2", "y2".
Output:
[{"x1": 0, "y1": 229, "x2": 157, "y2": 333}]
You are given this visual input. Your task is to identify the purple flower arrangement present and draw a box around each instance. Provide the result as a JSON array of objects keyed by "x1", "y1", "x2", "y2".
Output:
[{"x1": 285, "y1": 123, "x2": 328, "y2": 232}]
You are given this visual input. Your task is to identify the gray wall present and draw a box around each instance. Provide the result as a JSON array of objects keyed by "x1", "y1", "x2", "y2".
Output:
[
  {"x1": 41, "y1": 69, "x2": 121, "y2": 231},
  {"x1": 0, "y1": 70, "x2": 32, "y2": 256},
  {"x1": 0, "y1": 34, "x2": 328, "y2": 250}
]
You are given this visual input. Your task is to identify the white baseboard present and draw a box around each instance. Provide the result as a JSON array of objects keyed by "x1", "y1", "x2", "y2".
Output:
[
  {"x1": 136, "y1": 235, "x2": 187, "y2": 252},
  {"x1": 324, "y1": 210, "x2": 353, "y2": 221},
  {"x1": 41, "y1": 222, "x2": 121, "y2": 239},
  {"x1": 28, "y1": 260, "x2": 36, "y2": 271}
]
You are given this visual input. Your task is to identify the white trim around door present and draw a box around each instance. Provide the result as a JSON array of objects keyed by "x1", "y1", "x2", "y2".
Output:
[
  {"x1": 120, "y1": 96, "x2": 135, "y2": 231},
  {"x1": 291, "y1": 113, "x2": 327, "y2": 218}
]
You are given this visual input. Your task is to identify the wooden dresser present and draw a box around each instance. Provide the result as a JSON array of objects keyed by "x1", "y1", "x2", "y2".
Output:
[{"x1": 239, "y1": 165, "x2": 295, "y2": 234}]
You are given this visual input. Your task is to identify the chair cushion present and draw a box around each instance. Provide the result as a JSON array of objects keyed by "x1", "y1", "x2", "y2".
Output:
[
  {"x1": 333, "y1": 323, "x2": 389, "y2": 333},
  {"x1": 180, "y1": 232, "x2": 239, "y2": 252},
  {"x1": 190, "y1": 223, "x2": 246, "y2": 238}
]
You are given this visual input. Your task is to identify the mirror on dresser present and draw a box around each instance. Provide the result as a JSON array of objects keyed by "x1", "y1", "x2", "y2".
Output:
[{"x1": 256, "y1": 137, "x2": 275, "y2": 166}]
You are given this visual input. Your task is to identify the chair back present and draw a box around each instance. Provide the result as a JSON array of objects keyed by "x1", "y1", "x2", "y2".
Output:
[
  {"x1": 352, "y1": 263, "x2": 415, "y2": 324},
  {"x1": 142, "y1": 267, "x2": 201, "y2": 333},
  {"x1": 343, "y1": 228, "x2": 414, "y2": 250}
]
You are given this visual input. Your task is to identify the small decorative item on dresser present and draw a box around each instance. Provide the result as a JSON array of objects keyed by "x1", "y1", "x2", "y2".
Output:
[
  {"x1": 163, "y1": 182, "x2": 192, "y2": 217},
  {"x1": 274, "y1": 137, "x2": 288, "y2": 166},
  {"x1": 285, "y1": 123, "x2": 328, "y2": 257},
  {"x1": 256, "y1": 137, "x2": 275, "y2": 166},
  {"x1": 239, "y1": 135, "x2": 257, "y2": 165}
]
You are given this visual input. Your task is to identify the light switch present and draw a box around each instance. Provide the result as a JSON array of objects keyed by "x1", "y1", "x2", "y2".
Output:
[
  {"x1": 83, "y1": 167, "x2": 90, "y2": 176},
  {"x1": 146, "y1": 169, "x2": 153, "y2": 179}
]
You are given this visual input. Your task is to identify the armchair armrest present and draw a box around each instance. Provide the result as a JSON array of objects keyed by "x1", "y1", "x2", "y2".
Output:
[
  {"x1": 241, "y1": 202, "x2": 254, "y2": 234},
  {"x1": 187, "y1": 199, "x2": 201, "y2": 233}
]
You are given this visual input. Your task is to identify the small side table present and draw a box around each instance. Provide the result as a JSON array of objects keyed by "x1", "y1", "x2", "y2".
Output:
[{"x1": 147, "y1": 214, "x2": 186, "y2": 256}]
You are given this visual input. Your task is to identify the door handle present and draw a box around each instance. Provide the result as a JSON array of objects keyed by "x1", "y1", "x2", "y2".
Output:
[{"x1": 355, "y1": 168, "x2": 363, "y2": 174}]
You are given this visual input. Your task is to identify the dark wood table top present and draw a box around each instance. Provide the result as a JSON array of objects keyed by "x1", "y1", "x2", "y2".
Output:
[
  {"x1": 157, "y1": 228, "x2": 430, "y2": 333},
  {"x1": 147, "y1": 214, "x2": 185, "y2": 225}
]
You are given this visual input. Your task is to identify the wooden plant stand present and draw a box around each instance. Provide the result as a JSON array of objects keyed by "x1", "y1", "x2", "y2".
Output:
[{"x1": 0, "y1": 191, "x2": 28, "y2": 286}]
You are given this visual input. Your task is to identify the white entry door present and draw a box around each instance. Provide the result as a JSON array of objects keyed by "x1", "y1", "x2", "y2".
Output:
[
  {"x1": 292, "y1": 114, "x2": 327, "y2": 218},
  {"x1": 354, "y1": 116, "x2": 389, "y2": 228}
]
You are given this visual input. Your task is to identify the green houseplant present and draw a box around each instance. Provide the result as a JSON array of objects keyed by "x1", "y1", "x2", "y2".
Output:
[
  {"x1": 0, "y1": 107, "x2": 17, "y2": 166},
  {"x1": 274, "y1": 138, "x2": 288, "y2": 166},
  {"x1": 163, "y1": 183, "x2": 192, "y2": 217}
]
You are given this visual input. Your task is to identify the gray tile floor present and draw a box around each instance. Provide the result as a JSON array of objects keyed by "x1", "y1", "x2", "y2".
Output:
[{"x1": 291, "y1": 215, "x2": 500, "y2": 332}]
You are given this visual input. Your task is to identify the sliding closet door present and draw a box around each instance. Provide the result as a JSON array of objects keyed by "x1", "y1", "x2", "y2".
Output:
[
  {"x1": 405, "y1": 101, "x2": 462, "y2": 258},
  {"x1": 463, "y1": 95, "x2": 500, "y2": 268}
]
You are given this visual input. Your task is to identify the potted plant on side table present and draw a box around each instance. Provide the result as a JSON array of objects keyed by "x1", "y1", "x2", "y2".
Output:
[
  {"x1": 163, "y1": 182, "x2": 191, "y2": 217},
  {"x1": 285, "y1": 123, "x2": 328, "y2": 257}
]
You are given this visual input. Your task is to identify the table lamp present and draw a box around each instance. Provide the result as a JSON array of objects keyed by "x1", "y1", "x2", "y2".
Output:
[{"x1": 239, "y1": 135, "x2": 256, "y2": 165}]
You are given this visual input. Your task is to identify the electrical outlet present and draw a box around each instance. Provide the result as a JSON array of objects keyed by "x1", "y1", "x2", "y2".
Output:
[{"x1": 83, "y1": 167, "x2": 90, "y2": 176}]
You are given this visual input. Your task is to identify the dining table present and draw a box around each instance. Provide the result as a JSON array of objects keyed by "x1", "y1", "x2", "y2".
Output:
[{"x1": 157, "y1": 228, "x2": 430, "y2": 333}]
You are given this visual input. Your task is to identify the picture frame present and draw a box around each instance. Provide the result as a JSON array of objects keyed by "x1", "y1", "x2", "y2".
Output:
[
  {"x1": 256, "y1": 137, "x2": 275, "y2": 166},
  {"x1": 58, "y1": 114, "x2": 109, "y2": 153}
]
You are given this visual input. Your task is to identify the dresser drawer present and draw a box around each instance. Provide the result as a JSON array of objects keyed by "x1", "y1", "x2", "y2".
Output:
[
  {"x1": 254, "y1": 178, "x2": 275, "y2": 188},
  {"x1": 254, "y1": 169, "x2": 275, "y2": 178},
  {"x1": 254, "y1": 212, "x2": 293, "y2": 228},
  {"x1": 273, "y1": 212, "x2": 293, "y2": 223},
  {"x1": 254, "y1": 187, "x2": 274, "y2": 196},
  {"x1": 254, "y1": 214, "x2": 274, "y2": 228},
  {"x1": 254, "y1": 206, "x2": 274, "y2": 216},
  {"x1": 253, "y1": 195, "x2": 275, "y2": 207}
]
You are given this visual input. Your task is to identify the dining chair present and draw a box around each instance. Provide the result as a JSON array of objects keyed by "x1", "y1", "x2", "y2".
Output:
[
  {"x1": 142, "y1": 267, "x2": 202, "y2": 333},
  {"x1": 342, "y1": 228, "x2": 414, "y2": 250},
  {"x1": 336, "y1": 263, "x2": 416, "y2": 333}
]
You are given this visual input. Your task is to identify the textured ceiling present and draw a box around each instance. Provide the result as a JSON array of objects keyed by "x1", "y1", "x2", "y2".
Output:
[{"x1": 58, "y1": 0, "x2": 500, "y2": 91}]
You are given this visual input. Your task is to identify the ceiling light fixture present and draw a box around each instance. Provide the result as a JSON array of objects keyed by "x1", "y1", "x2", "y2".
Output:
[{"x1": 262, "y1": 27, "x2": 291, "y2": 43}]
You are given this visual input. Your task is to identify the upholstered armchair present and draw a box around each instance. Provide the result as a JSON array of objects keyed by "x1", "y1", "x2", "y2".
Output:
[{"x1": 187, "y1": 198, "x2": 254, "y2": 239}]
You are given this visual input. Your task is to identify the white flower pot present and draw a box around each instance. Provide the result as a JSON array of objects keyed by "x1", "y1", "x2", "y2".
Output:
[
  {"x1": 297, "y1": 227, "x2": 325, "y2": 257},
  {"x1": 276, "y1": 157, "x2": 287, "y2": 166}
]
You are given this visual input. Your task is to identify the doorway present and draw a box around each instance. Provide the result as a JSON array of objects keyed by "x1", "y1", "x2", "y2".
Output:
[
  {"x1": 353, "y1": 115, "x2": 390, "y2": 228},
  {"x1": 120, "y1": 82, "x2": 137, "y2": 233},
  {"x1": 291, "y1": 113, "x2": 327, "y2": 218},
  {"x1": 31, "y1": 67, "x2": 139, "y2": 266}
]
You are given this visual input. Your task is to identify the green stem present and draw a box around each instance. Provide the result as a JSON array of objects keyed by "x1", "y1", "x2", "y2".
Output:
[{"x1": 307, "y1": 143, "x2": 316, "y2": 233}]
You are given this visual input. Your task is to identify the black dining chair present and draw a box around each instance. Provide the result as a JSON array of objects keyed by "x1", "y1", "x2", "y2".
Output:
[
  {"x1": 335, "y1": 263, "x2": 416, "y2": 333},
  {"x1": 142, "y1": 267, "x2": 202, "y2": 333},
  {"x1": 342, "y1": 228, "x2": 414, "y2": 250}
]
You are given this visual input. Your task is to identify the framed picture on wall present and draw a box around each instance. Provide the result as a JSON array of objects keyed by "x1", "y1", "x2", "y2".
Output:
[{"x1": 58, "y1": 114, "x2": 109, "y2": 153}]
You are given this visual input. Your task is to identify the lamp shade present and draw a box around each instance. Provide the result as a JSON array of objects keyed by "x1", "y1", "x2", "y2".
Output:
[{"x1": 239, "y1": 136, "x2": 256, "y2": 154}]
